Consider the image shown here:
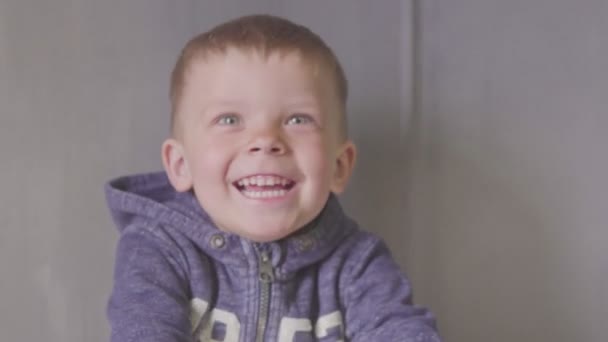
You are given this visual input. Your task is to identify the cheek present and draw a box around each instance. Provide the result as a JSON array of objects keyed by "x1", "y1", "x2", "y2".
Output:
[
  {"x1": 186, "y1": 140, "x2": 234, "y2": 179},
  {"x1": 297, "y1": 139, "x2": 335, "y2": 178}
]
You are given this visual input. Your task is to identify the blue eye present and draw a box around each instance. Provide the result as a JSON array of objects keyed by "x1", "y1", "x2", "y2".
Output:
[
  {"x1": 286, "y1": 114, "x2": 313, "y2": 125},
  {"x1": 216, "y1": 114, "x2": 240, "y2": 125}
]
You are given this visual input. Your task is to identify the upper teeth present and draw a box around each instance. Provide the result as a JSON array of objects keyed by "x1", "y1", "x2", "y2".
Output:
[{"x1": 237, "y1": 175, "x2": 290, "y2": 187}]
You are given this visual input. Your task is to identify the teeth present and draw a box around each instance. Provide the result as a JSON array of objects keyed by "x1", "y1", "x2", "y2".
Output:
[
  {"x1": 236, "y1": 175, "x2": 292, "y2": 187},
  {"x1": 242, "y1": 189, "x2": 287, "y2": 199}
]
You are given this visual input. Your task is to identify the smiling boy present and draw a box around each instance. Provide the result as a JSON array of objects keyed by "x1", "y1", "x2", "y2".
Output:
[
  {"x1": 106, "y1": 14, "x2": 441, "y2": 342},
  {"x1": 163, "y1": 47, "x2": 353, "y2": 243}
]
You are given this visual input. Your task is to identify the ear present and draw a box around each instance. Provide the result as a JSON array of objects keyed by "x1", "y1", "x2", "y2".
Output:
[
  {"x1": 330, "y1": 140, "x2": 357, "y2": 194},
  {"x1": 161, "y1": 138, "x2": 193, "y2": 192}
]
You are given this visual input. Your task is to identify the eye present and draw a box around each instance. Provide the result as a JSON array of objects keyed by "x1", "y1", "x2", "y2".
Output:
[
  {"x1": 215, "y1": 113, "x2": 241, "y2": 126},
  {"x1": 285, "y1": 114, "x2": 313, "y2": 125}
]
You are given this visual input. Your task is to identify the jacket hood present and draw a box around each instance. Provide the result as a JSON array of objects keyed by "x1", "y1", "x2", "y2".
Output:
[
  {"x1": 105, "y1": 171, "x2": 208, "y2": 233},
  {"x1": 104, "y1": 171, "x2": 356, "y2": 275}
]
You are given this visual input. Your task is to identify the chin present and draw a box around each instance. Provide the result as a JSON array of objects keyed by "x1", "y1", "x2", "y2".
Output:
[{"x1": 238, "y1": 223, "x2": 298, "y2": 243}]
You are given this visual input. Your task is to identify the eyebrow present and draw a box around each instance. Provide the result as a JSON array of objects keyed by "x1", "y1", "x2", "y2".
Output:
[
  {"x1": 282, "y1": 95, "x2": 322, "y2": 107},
  {"x1": 205, "y1": 98, "x2": 321, "y2": 109},
  {"x1": 204, "y1": 99, "x2": 246, "y2": 108},
  {"x1": 199, "y1": 100, "x2": 245, "y2": 116}
]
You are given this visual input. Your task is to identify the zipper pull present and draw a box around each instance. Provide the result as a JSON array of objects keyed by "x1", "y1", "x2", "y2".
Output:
[{"x1": 258, "y1": 250, "x2": 274, "y2": 283}]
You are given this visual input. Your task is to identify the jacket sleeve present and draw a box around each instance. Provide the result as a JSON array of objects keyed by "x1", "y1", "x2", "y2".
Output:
[
  {"x1": 342, "y1": 237, "x2": 442, "y2": 342},
  {"x1": 107, "y1": 225, "x2": 193, "y2": 342}
]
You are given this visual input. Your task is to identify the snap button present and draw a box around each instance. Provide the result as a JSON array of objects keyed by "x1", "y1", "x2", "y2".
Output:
[
  {"x1": 297, "y1": 236, "x2": 314, "y2": 252},
  {"x1": 210, "y1": 234, "x2": 225, "y2": 249}
]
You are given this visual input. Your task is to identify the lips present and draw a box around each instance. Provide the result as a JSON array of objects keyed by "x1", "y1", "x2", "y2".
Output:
[{"x1": 233, "y1": 174, "x2": 296, "y2": 199}]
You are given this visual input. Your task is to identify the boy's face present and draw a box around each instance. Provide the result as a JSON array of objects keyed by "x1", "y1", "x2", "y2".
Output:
[{"x1": 162, "y1": 48, "x2": 355, "y2": 242}]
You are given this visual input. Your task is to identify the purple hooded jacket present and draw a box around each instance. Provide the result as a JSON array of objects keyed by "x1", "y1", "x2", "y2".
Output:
[{"x1": 105, "y1": 171, "x2": 441, "y2": 342}]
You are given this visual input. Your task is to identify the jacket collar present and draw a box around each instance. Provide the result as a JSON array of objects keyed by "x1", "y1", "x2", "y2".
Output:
[{"x1": 106, "y1": 171, "x2": 354, "y2": 276}]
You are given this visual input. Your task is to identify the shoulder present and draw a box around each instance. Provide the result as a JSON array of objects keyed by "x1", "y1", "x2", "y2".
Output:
[
  {"x1": 315, "y1": 216, "x2": 400, "y2": 286},
  {"x1": 347, "y1": 233, "x2": 396, "y2": 272},
  {"x1": 334, "y1": 219, "x2": 390, "y2": 265},
  {"x1": 114, "y1": 221, "x2": 196, "y2": 280},
  {"x1": 119, "y1": 220, "x2": 185, "y2": 253},
  {"x1": 325, "y1": 218, "x2": 405, "y2": 288}
]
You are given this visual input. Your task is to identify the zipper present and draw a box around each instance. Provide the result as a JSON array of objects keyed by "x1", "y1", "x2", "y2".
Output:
[{"x1": 255, "y1": 247, "x2": 274, "y2": 342}]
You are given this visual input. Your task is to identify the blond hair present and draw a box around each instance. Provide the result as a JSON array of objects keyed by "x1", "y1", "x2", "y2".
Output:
[{"x1": 169, "y1": 14, "x2": 348, "y2": 139}]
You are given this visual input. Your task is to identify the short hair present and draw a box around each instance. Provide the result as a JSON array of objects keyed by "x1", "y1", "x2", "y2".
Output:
[{"x1": 169, "y1": 14, "x2": 348, "y2": 140}]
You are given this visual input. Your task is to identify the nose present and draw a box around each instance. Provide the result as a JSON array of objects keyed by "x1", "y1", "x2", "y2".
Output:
[{"x1": 248, "y1": 128, "x2": 288, "y2": 155}]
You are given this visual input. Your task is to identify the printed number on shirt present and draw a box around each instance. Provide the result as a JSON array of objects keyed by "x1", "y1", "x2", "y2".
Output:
[{"x1": 190, "y1": 298, "x2": 344, "y2": 342}]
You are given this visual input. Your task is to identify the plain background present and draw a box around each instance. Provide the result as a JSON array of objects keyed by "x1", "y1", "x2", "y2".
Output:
[{"x1": 1, "y1": 1, "x2": 606, "y2": 341}]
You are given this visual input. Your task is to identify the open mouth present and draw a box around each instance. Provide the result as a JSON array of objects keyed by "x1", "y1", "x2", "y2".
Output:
[{"x1": 233, "y1": 175, "x2": 296, "y2": 199}]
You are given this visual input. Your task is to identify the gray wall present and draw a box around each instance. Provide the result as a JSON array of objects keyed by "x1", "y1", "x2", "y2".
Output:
[
  {"x1": 407, "y1": 1, "x2": 608, "y2": 341},
  {"x1": 1, "y1": 1, "x2": 606, "y2": 341},
  {"x1": 1, "y1": 1, "x2": 194, "y2": 341}
]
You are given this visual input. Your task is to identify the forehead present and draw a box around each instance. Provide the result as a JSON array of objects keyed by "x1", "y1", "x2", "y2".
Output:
[
  {"x1": 186, "y1": 48, "x2": 333, "y2": 93},
  {"x1": 179, "y1": 48, "x2": 341, "y2": 117},
  {"x1": 174, "y1": 48, "x2": 345, "y2": 139}
]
